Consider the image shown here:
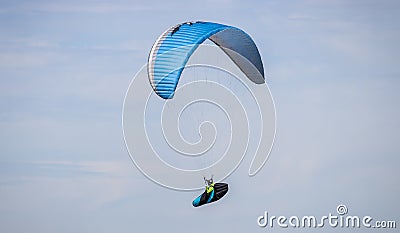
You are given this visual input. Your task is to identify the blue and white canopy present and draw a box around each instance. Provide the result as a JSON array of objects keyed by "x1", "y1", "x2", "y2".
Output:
[{"x1": 148, "y1": 21, "x2": 265, "y2": 99}]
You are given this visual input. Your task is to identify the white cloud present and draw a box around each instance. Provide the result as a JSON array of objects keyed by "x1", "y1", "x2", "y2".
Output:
[{"x1": 0, "y1": 160, "x2": 138, "y2": 210}]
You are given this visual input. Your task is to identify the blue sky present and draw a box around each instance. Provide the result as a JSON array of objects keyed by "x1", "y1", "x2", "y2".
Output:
[{"x1": 0, "y1": 0, "x2": 399, "y2": 232}]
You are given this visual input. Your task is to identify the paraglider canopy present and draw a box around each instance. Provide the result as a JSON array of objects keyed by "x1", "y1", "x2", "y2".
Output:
[{"x1": 148, "y1": 21, "x2": 265, "y2": 99}]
